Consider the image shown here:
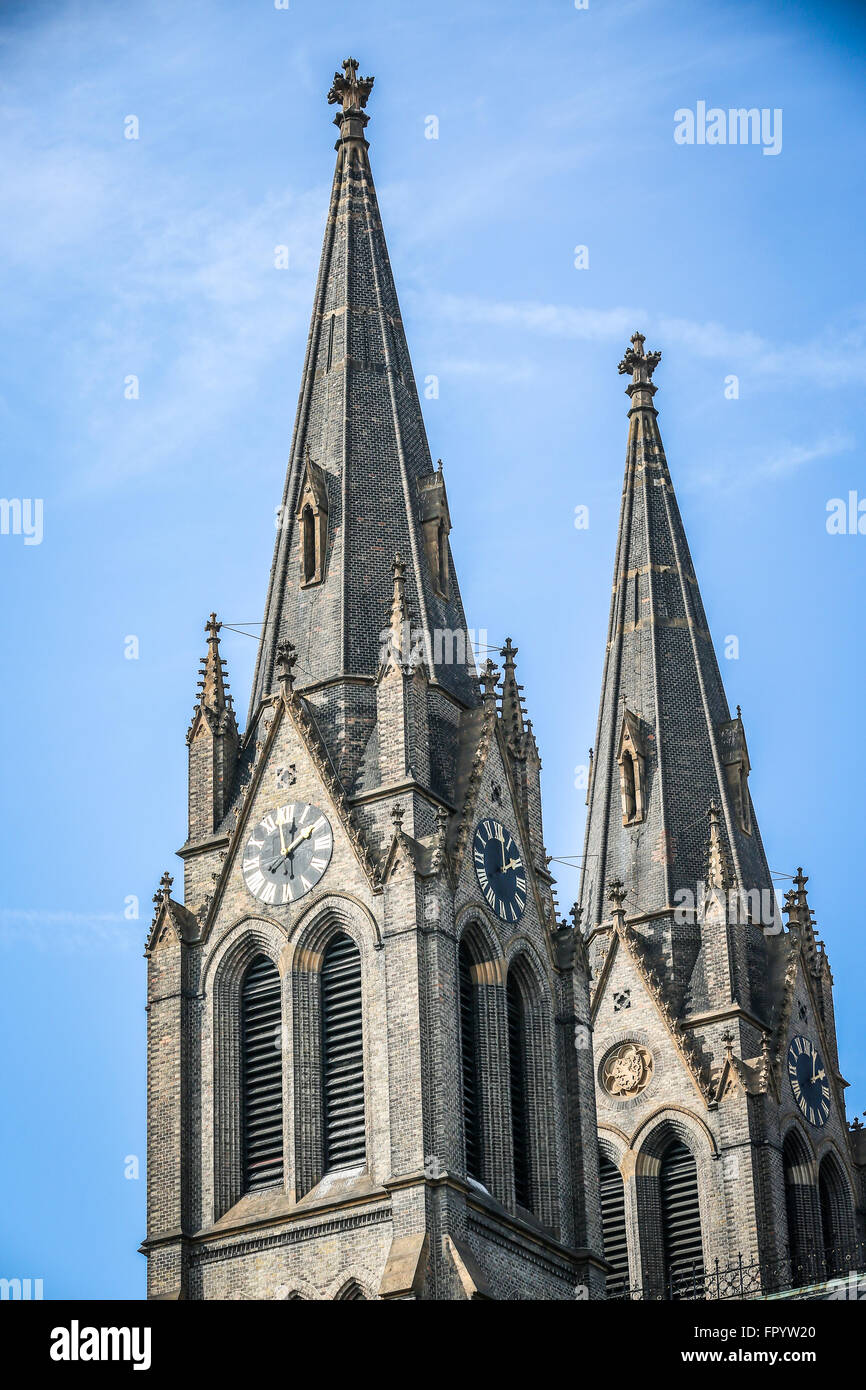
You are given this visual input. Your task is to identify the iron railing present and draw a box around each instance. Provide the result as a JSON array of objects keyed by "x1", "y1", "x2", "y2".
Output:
[{"x1": 608, "y1": 1243, "x2": 866, "y2": 1301}]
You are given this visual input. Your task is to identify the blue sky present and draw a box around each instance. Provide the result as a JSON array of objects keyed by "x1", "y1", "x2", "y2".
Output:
[{"x1": 1, "y1": 0, "x2": 864, "y2": 1298}]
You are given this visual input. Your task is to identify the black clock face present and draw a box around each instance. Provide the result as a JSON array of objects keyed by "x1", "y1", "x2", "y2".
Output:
[
  {"x1": 473, "y1": 818, "x2": 526, "y2": 922},
  {"x1": 243, "y1": 802, "x2": 333, "y2": 905},
  {"x1": 787, "y1": 1035, "x2": 830, "y2": 1127}
]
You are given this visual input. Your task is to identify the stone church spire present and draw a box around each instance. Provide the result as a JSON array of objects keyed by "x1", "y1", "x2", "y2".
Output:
[
  {"x1": 248, "y1": 58, "x2": 477, "y2": 787},
  {"x1": 579, "y1": 333, "x2": 775, "y2": 1016}
]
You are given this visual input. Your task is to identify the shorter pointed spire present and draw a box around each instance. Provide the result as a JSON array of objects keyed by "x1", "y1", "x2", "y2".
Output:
[
  {"x1": 198, "y1": 613, "x2": 231, "y2": 716},
  {"x1": 783, "y1": 867, "x2": 820, "y2": 972},
  {"x1": 705, "y1": 800, "x2": 733, "y2": 893},
  {"x1": 499, "y1": 638, "x2": 525, "y2": 744},
  {"x1": 382, "y1": 553, "x2": 414, "y2": 672}
]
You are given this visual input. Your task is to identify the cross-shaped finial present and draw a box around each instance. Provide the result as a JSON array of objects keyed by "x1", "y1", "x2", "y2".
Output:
[
  {"x1": 607, "y1": 878, "x2": 627, "y2": 912},
  {"x1": 206, "y1": 612, "x2": 221, "y2": 640},
  {"x1": 153, "y1": 871, "x2": 173, "y2": 909},
  {"x1": 276, "y1": 638, "x2": 298, "y2": 693},
  {"x1": 617, "y1": 332, "x2": 662, "y2": 388},
  {"x1": 327, "y1": 57, "x2": 374, "y2": 114},
  {"x1": 480, "y1": 658, "x2": 499, "y2": 701}
]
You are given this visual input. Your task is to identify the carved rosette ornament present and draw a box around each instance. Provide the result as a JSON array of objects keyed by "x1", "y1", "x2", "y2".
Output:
[{"x1": 601, "y1": 1041, "x2": 655, "y2": 1099}]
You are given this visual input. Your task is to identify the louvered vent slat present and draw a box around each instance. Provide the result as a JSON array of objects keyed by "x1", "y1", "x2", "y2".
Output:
[
  {"x1": 241, "y1": 955, "x2": 283, "y2": 1190},
  {"x1": 661, "y1": 1141, "x2": 704, "y2": 1297},
  {"x1": 599, "y1": 1152, "x2": 629, "y2": 1296},
  {"x1": 507, "y1": 973, "x2": 532, "y2": 1211},
  {"x1": 322, "y1": 934, "x2": 366, "y2": 1170},
  {"x1": 458, "y1": 943, "x2": 483, "y2": 1182}
]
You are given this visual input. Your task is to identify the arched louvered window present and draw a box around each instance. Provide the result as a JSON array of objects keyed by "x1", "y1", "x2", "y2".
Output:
[
  {"x1": 660, "y1": 1140, "x2": 704, "y2": 1298},
  {"x1": 506, "y1": 971, "x2": 532, "y2": 1211},
  {"x1": 599, "y1": 1151, "x2": 629, "y2": 1297},
  {"x1": 241, "y1": 955, "x2": 283, "y2": 1190},
  {"x1": 783, "y1": 1129, "x2": 820, "y2": 1284},
  {"x1": 337, "y1": 1281, "x2": 366, "y2": 1300},
  {"x1": 818, "y1": 1155, "x2": 856, "y2": 1277},
  {"x1": 458, "y1": 941, "x2": 483, "y2": 1182},
  {"x1": 322, "y1": 934, "x2": 366, "y2": 1170}
]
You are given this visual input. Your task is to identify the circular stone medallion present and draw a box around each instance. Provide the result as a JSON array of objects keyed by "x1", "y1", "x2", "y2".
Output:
[{"x1": 601, "y1": 1041, "x2": 655, "y2": 1099}]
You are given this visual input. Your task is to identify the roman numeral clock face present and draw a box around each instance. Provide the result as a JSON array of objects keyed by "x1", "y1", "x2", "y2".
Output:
[
  {"x1": 787, "y1": 1035, "x2": 831, "y2": 1127},
  {"x1": 473, "y1": 819, "x2": 526, "y2": 922},
  {"x1": 243, "y1": 803, "x2": 333, "y2": 906}
]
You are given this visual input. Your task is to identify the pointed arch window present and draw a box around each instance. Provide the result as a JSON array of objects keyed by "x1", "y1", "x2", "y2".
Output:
[
  {"x1": 818, "y1": 1154, "x2": 856, "y2": 1277},
  {"x1": 295, "y1": 453, "x2": 329, "y2": 588},
  {"x1": 321, "y1": 934, "x2": 366, "y2": 1171},
  {"x1": 336, "y1": 1280, "x2": 366, "y2": 1300},
  {"x1": 783, "y1": 1129, "x2": 821, "y2": 1285},
  {"x1": 617, "y1": 707, "x2": 646, "y2": 825},
  {"x1": 506, "y1": 971, "x2": 533, "y2": 1211},
  {"x1": 458, "y1": 941, "x2": 483, "y2": 1182},
  {"x1": 599, "y1": 1150, "x2": 629, "y2": 1297},
  {"x1": 302, "y1": 505, "x2": 316, "y2": 584},
  {"x1": 241, "y1": 955, "x2": 284, "y2": 1190},
  {"x1": 660, "y1": 1140, "x2": 704, "y2": 1298}
]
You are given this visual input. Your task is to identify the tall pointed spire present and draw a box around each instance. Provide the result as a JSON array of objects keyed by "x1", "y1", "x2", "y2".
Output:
[
  {"x1": 198, "y1": 613, "x2": 232, "y2": 718},
  {"x1": 579, "y1": 334, "x2": 774, "y2": 1016},
  {"x1": 249, "y1": 59, "x2": 478, "y2": 787}
]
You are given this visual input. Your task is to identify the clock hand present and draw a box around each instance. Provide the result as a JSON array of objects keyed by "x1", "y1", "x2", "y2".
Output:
[
  {"x1": 278, "y1": 821, "x2": 288, "y2": 856},
  {"x1": 284, "y1": 823, "x2": 315, "y2": 857},
  {"x1": 501, "y1": 857, "x2": 521, "y2": 873}
]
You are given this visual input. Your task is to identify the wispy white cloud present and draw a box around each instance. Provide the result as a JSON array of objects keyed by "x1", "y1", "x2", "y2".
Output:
[
  {"x1": 437, "y1": 354, "x2": 537, "y2": 384},
  {"x1": 690, "y1": 430, "x2": 855, "y2": 493},
  {"x1": 432, "y1": 294, "x2": 644, "y2": 343},
  {"x1": 0, "y1": 908, "x2": 137, "y2": 953},
  {"x1": 427, "y1": 294, "x2": 866, "y2": 387}
]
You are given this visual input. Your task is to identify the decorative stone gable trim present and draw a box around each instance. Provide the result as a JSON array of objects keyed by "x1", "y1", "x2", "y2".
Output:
[
  {"x1": 606, "y1": 881, "x2": 714, "y2": 1105},
  {"x1": 145, "y1": 872, "x2": 200, "y2": 955}
]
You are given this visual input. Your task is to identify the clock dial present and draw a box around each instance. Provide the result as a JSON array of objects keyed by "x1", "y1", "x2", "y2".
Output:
[
  {"x1": 243, "y1": 802, "x2": 333, "y2": 905},
  {"x1": 787, "y1": 1035, "x2": 831, "y2": 1128},
  {"x1": 473, "y1": 818, "x2": 526, "y2": 922}
]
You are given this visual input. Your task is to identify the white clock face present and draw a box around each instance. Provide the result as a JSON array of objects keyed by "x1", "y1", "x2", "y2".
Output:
[{"x1": 243, "y1": 802, "x2": 333, "y2": 905}]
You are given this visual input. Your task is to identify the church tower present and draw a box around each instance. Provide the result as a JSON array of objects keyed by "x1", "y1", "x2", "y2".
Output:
[
  {"x1": 580, "y1": 333, "x2": 864, "y2": 1297},
  {"x1": 142, "y1": 59, "x2": 603, "y2": 1301}
]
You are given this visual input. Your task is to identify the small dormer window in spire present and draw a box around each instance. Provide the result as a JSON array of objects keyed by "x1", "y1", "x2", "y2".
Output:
[
  {"x1": 617, "y1": 704, "x2": 646, "y2": 826},
  {"x1": 718, "y1": 707, "x2": 751, "y2": 835},
  {"x1": 302, "y1": 505, "x2": 316, "y2": 583},
  {"x1": 295, "y1": 449, "x2": 330, "y2": 588},
  {"x1": 418, "y1": 464, "x2": 451, "y2": 600}
]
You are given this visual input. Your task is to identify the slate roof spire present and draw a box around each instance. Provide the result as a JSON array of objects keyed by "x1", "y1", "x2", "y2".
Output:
[
  {"x1": 579, "y1": 334, "x2": 775, "y2": 1015},
  {"x1": 249, "y1": 59, "x2": 477, "y2": 765}
]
